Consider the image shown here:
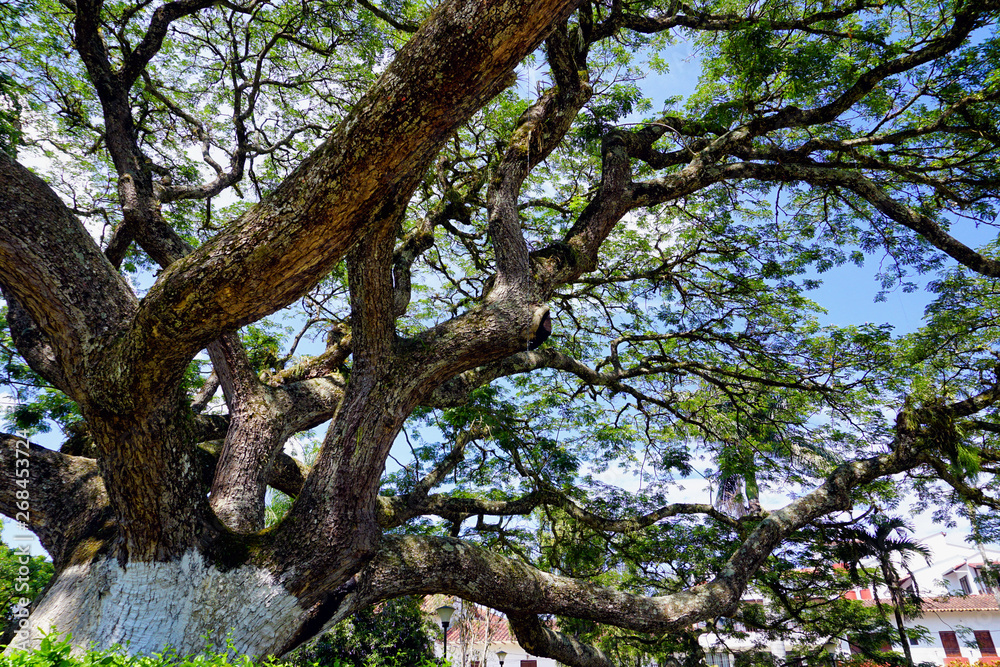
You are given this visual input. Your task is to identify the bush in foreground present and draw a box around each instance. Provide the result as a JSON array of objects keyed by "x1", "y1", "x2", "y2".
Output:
[
  {"x1": 0, "y1": 631, "x2": 449, "y2": 667},
  {"x1": 0, "y1": 633, "x2": 295, "y2": 667}
]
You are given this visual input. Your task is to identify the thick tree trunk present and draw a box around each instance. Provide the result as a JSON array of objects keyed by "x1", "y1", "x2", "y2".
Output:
[
  {"x1": 0, "y1": 0, "x2": 585, "y2": 649},
  {"x1": 15, "y1": 553, "x2": 309, "y2": 656}
]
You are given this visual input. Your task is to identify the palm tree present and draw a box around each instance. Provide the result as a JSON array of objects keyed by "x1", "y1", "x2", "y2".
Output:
[{"x1": 835, "y1": 516, "x2": 931, "y2": 667}]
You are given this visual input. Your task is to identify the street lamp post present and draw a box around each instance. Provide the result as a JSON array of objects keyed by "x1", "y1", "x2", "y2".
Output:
[
  {"x1": 436, "y1": 605, "x2": 456, "y2": 659},
  {"x1": 497, "y1": 650, "x2": 507, "y2": 667}
]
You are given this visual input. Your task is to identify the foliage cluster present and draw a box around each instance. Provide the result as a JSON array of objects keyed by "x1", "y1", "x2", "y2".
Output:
[
  {"x1": 837, "y1": 658, "x2": 938, "y2": 667},
  {"x1": 0, "y1": 633, "x2": 294, "y2": 667},
  {"x1": 0, "y1": 531, "x2": 52, "y2": 622},
  {"x1": 287, "y1": 596, "x2": 443, "y2": 667}
]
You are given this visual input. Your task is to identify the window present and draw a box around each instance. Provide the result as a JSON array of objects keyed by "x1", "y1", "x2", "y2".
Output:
[
  {"x1": 975, "y1": 631, "x2": 997, "y2": 657},
  {"x1": 707, "y1": 652, "x2": 731, "y2": 667},
  {"x1": 941, "y1": 631, "x2": 962, "y2": 657},
  {"x1": 910, "y1": 637, "x2": 919, "y2": 646},
  {"x1": 519, "y1": 661, "x2": 537, "y2": 667},
  {"x1": 960, "y1": 575, "x2": 972, "y2": 594}
]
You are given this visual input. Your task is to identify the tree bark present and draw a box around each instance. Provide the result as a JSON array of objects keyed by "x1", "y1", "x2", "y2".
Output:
[
  {"x1": 20, "y1": 553, "x2": 315, "y2": 656},
  {"x1": 883, "y1": 561, "x2": 915, "y2": 667},
  {"x1": 0, "y1": 0, "x2": 585, "y2": 652}
]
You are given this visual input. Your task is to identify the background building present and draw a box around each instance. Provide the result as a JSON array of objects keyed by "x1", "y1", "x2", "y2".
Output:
[
  {"x1": 849, "y1": 532, "x2": 1000, "y2": 666},
  {"x1": 426, "y1": 598, "x2": 558, "y2": 667},
  {"x1": 702, "y1": 532, "x2": 1000, "y2": 667},
  {"x1": 427, "y1": 534, "x2": 998, "y2": 667}
]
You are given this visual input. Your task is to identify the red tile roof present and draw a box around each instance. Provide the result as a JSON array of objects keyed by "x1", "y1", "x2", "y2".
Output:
[
  {"x1": 921, "y1": 594, "x2": 1000, "y2": 612},
  {"x1": 860, "y1": 593, "x2": 999, "y2": 612},
  {"x1": 422, "y1": 596, "x2": 518, "y2": 644},
  {"x1": 445, "y1": 612, "x2": 517, "y2": 644}
]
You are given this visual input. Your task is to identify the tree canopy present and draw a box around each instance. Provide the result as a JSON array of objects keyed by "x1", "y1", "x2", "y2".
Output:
[{"x1": 1, "y1": 0, "x2": 1000, "y2": 663}]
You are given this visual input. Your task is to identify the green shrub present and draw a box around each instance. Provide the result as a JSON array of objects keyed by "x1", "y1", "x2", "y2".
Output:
[
  {"x1": 0, "y1": 539, "x2": 54, "y2": 622},
  {"x1": 286, "y1": 596, "x2": 443, "y2": 667},
  {"x1": 0, "y1": 632, "x2": 298, "y2": 667}
]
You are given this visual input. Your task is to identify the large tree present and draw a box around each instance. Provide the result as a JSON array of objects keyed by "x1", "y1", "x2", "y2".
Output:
[{"x1": 2, "y1": 0, "x2": 1000, "y2": 664}]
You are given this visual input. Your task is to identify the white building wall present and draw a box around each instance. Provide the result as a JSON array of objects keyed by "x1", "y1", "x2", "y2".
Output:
[
  {"x1": 835, "y1": 532, "x2": 1000, "y2": 667},
  {"x1": 907, "y1": 610, "x2": 999, "y2": 666},
  {"x1": 896, "y1": 532, "x2": 1000, "y2": 598}
]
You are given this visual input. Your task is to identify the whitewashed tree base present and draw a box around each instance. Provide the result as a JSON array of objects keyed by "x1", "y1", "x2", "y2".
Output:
[{"x1": 9, "y1": 552, "x2": 305, "y2": 656}]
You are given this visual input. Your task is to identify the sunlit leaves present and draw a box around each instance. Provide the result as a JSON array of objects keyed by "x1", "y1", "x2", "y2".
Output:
[
  {"x1": 0, "y1": 73, "x2": 23, "y2": 157},
  {"x1": 241, "y1": 320, "x2": 291, "y2": 374}
]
